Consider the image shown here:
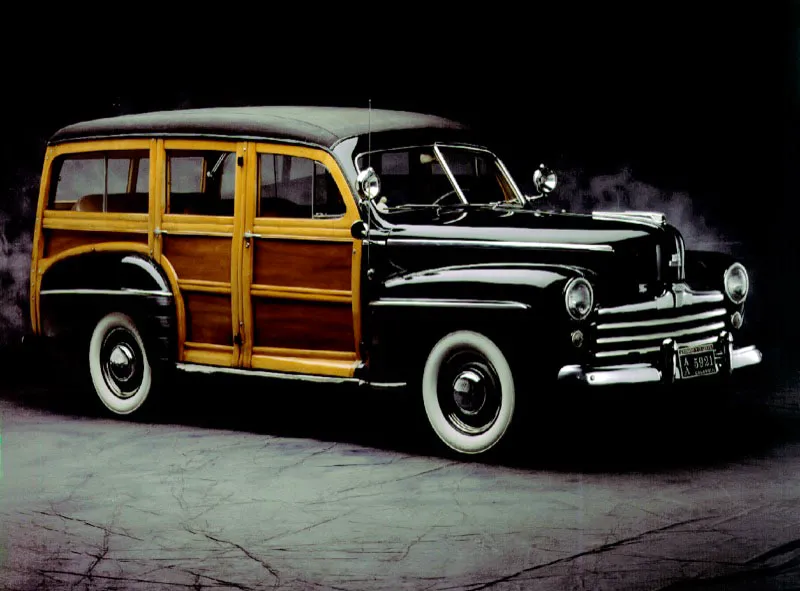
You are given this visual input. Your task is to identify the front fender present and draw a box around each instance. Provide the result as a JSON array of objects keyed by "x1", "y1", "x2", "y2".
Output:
[{"x1": 366, "y1": 263, "x2": 594, "y2": 383}]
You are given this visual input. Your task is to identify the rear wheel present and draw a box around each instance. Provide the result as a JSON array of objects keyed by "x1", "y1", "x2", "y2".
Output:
[
  {"x1": 88, "y1": 311, "x2": 161, "y2": 416},
  {"x1": 421, "y1": 330, "x2": 516, "y2": 455}
]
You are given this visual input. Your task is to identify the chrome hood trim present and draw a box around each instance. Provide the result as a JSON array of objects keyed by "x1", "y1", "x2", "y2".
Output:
[{"x1": 591, "y1": 210, "x2": 667, "y2": 228}]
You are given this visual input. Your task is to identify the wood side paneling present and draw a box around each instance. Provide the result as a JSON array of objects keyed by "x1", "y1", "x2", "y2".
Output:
[
  {"x1": 253, "y1": 240, "x2": 352, "y2": 291},
  {"x1": 252, "y1": 298, "x2": 355, "y2": 352},
  {"x1": 43, "y1": 230, "x2": 146, "y2": 258},
  {"x1": 184, "y1": 292, "x2": 233, "y2": 346},
  {"x1": 163, "y1": 237, "x2": 231, "y2": 283}
]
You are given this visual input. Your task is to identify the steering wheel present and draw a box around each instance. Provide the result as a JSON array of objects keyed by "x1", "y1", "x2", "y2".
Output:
[{"x1": 433, "y1": 190, "x2": 462, "y2": 206}]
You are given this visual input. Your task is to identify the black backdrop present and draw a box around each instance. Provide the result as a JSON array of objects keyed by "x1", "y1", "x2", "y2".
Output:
[{"x1": 0, "y1": 11, "x2": 795, "y2": 356}]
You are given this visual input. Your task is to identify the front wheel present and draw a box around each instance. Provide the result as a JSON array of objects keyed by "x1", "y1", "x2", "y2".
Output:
[
  {"x1": 421, "y1": 330, "x2": 516, "y2": 455},
  {"x1": 88, "y1": 311, "x2": 159, "y2": 416}
]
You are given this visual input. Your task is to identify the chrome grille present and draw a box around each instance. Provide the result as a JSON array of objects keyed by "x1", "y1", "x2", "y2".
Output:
[{"x1": 591, "y1": 287, "x2": 727, "y2": 360}]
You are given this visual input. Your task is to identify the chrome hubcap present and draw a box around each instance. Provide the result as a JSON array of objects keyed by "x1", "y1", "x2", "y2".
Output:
[
  {"x1": 437, "y1": 350, "x2": 501, "y2": 436},
  {"x1": 109, "y1": 344, "x2": 135, "y2": 382},
  {"x1": 452, "y1": 369, "x2": 486, "y2": 416},
  {"x1": 100, "y1": 327, "x2": 144, "y2": 400}
]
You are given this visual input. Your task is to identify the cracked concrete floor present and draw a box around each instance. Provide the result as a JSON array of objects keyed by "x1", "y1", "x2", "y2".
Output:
[{"x1": 0, "y1": 364, "x2": 799, "y2": 590}]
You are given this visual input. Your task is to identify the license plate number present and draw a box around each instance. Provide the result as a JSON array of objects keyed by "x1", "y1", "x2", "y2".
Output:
[{"x1": 678, "y1": 343, "x2": 719, "y2": 379}]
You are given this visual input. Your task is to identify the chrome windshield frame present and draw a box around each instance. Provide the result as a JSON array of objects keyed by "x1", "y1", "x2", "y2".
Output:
[{"x1": 353, "y1": 142, "x2": 526, "y2": 207}]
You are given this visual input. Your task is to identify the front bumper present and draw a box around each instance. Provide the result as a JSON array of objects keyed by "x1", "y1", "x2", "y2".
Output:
[{"x1": 557, "y1": 331, "x2": 762, "y2": 386}]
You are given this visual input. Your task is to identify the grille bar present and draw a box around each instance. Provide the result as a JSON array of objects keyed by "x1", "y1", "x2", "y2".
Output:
[
  {"x1": 597, "y1": 308, "x2": 726, "y2": 331},
  {"x1": 596, "y1": 335, "x2": 720, "y2": 359},
  {"x1": 597, "y1": 320, "x2": 726, "y2": 345}
]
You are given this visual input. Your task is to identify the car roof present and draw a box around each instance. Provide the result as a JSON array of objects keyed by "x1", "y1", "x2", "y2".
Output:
[{"x1": 48, "y1": 106, "x2": 470, "y2": 149}]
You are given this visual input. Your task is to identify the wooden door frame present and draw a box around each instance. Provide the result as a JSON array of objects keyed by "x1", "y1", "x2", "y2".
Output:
[
  {"x1": 153, "y1": 138, "x2": 246, "y2": 368},
  {"x1": 239, "y1": 141, "x2": 363, "y2": 377}
]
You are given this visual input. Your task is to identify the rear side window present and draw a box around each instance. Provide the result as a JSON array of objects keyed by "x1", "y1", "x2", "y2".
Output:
[{"x1": 48, "y1": 151, "x2": 150, "y2": 213}]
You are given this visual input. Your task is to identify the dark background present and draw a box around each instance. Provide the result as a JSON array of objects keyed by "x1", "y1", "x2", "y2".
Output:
[{"x1": 0, "y1": 11, "x2": 795, "y2": 366}]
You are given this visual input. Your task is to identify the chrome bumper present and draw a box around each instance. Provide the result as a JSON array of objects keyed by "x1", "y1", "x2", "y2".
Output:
[{"x1": 557, "y1": 337, "x2": 762, "y2": 387}]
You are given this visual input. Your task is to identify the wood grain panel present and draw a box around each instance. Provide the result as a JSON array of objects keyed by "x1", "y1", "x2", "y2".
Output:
[
  {"x1": 253, "y1": 240, "x2": 352, "y2": 291},
  {"x1": 163, "y1": 237, "x2": 231, "y2": 283},
  {"x1": 43, "y1": 230, "x2": 146, "y2": 258},
  {"x1": 252, "y1": 298, "x2": 355, "y2": 351},
  {"x1": 184, "y1": 292, "x2": 233, "y2": 346}
]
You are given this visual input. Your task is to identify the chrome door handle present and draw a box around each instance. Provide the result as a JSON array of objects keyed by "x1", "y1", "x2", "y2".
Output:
[{"x1": 243, "y1": 232, "x2": 262, "y2": 239}]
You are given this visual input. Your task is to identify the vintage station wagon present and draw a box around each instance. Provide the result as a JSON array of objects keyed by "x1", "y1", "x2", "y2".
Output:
[{"x1": 29, "y1": 106, "x2": 763, "y2": 455}]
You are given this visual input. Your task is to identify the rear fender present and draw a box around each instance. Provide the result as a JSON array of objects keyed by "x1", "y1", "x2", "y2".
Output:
[{"x1": 38, "y1": 251, "x2": 177, "y2": 363}]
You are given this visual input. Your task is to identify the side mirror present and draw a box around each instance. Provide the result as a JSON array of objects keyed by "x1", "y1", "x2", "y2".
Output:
[
  {"x1": 351, "y1": 219, "x2": 367, "y2": 240},
  {"x1": 533, "y1": 163, "x2": 557, "y2": 196},
  {"x1": 356, "y1": 167, "x2": 381, "y2": 201}
]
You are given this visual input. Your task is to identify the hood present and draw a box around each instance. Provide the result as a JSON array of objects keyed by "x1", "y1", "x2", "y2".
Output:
[{"x1": 373, "y1": 205, "x2": 686, "y2": 304}]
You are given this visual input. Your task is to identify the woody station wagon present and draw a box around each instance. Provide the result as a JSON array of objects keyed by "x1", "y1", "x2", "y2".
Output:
[{"x1": 29, "y1": 106, "x2": 763, "y2": 455}]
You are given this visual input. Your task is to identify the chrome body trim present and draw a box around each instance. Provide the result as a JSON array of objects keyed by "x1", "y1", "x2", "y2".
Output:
[
  {"x1": 389, "y1": 238, "x2": 615, "y2": 253},
  {"x1": 370, "y1": 298, "x2": 530, "y2": 310},
  {"x1": 175, "y1": 363, "x2": 407, "y2": 389},
  {"x1": 40, "y1": 288, "x2": 173, "y2": 297},
  {"x1": 591, "y1": 210, "x2": 667, "y2": 228},
  {"x1": 597, "y1": 286, "x2": 723, "y2": 315},
  {"x1": 596, "y1": 308, "x2": 726, "y2": 330}
]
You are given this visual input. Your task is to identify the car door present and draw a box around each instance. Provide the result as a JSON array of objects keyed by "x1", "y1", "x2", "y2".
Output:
[
  {"x1": 238, "y1": 142, "x2": 363, "y2": 377},
  {"x1": 153, "y1": 139, "x2": 246, "y2": 367}
]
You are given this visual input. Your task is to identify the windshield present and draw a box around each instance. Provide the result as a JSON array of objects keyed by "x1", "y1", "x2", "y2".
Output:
[{"x1": 355, "y1": 145, "x2": 522, "y2": 209}]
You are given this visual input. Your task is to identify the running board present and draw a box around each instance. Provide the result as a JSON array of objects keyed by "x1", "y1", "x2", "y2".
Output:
[{"x1": 175, "y1": 362, "x2": 407, "y2": 390}]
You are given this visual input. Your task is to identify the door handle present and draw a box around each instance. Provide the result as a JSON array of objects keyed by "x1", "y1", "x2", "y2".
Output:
[{"x1": 243, "y1": 232, "x2": 262, "y2": 239}]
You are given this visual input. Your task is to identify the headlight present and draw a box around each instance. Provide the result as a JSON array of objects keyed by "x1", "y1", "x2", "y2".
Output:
[
  {"x1": 564, "y1": 277, "x2": 594, "y2": 320},
  {"x1": 724, "y1": 262, "x2": 749, "y2": 304}
]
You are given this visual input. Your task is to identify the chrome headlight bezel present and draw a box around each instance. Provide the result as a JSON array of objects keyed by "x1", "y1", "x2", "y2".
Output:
[
  {"x1": 723, "y1": 262, "x2": 749, "y2": 304},
  {"x1": 564, "y1": 277, "x2": 594, "y2": 321}
]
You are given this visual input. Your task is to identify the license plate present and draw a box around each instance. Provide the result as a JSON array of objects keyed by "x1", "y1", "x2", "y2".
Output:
[{"x1": 677, "y1": 343, "x2": 719, "y2": 379}]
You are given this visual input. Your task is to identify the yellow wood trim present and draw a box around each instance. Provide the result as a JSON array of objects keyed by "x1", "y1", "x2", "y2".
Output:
[
  {"x1": 43, "y1": 210, "x2": 149, "y2": 223},
  {"x1": 241, "y1": 141, "x2": 258, "y2": 368},
  {"x1": 162, "y1": 213, "x2": 235, "y2": 226},
  {"x1": 184, "y1": 342, "x2": 233, "y2": 353},
  {"x1": 49, "y1": 139, "x2": 152, "y2": 156},
  {"x1": 252, "y1": 218, "x2": 355, "y2": 231},
  {"x1": 250, "y1": 353, "x2": 359, "y2": 378},
  {"x1": 177, "y1": 279, "x2": 231, "y2": 294},
  {"x1": 164, "y1": 139, "x2": 241, "y2": 151},
  {"x1": 183, "y1": 347, "x2": 235, "y2": 367},
  {"x1": 158, "y1": 255, "x2": 185, "y2": 362},
  {"x1": 252, "y1": 142, "x2": 359, "y2": 229},
  {"x1": 148, "y1": 140, "x2": 158, "y2": 257},
  {"x1": 252, "y1": 347, "x2": 357, "y2": 361},
  {"x1": 153, "y1": 139, "x2": 165, "y2": 261},
  {"x1": 249, "y1": 226, "x2": 353, "y2": 242},
  {"x1": 42, "y1": 216, "x2": 148, "y2": 233},
  {"x1": 230, "y1": 143, "x2": 247, "y2": 367},
  {"x1": 351, "y1": 238, "x2": 362, "y2": 355},
  {"x1": 31, "y1": 147, "x2": 55, "y2": 334},
  {"x1": 250, "y1": 284, "x2": 351, "y2": 303}
]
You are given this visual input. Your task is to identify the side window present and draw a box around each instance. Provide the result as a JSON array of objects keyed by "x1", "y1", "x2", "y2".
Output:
[
  {"x1": 48, "y1": 150, "x2": 150, "y2": 213},
  {"x1": 166, "y1": 150, "x2": 236, "y2": 216},
  {"x1": 257, "y1": 154, "x2": 346, "y2": 219}
]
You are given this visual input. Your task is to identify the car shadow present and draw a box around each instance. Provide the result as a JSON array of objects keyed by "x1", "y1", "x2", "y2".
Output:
[{"x1": 2, "y1": 357, "x2": 798, "y2": 476}]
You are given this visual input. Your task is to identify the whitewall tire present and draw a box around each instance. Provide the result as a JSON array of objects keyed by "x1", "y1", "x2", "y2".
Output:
[
  {"x1": 421, "y1": 330, "x2": 516, "y2": 455},
  {"x1": 88, "y1": 312, "x2": 154, "y2": 415}
]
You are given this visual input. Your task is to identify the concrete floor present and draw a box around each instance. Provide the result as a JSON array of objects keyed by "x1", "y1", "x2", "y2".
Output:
[{"x1": 0, "y1": 357, "x2": 799, "y2": 590}]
